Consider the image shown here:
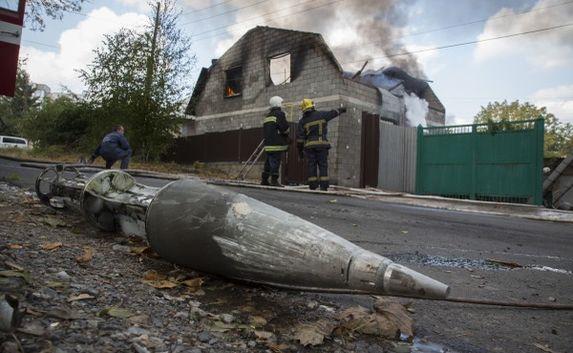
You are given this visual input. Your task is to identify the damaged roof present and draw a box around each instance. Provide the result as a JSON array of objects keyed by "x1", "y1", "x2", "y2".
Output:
[{"x1": 185, "y1": 26, "x2": 343, "y2": 115}]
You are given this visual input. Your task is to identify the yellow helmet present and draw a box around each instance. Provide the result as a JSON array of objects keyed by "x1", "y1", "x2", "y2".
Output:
[{"x1": 300, "y1": 98, "x2": 314, "y2": 112}]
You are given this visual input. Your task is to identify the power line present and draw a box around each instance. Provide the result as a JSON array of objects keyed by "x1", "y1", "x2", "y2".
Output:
[
  {"x1": 182, "y1": 0, "x2": 274, "y2": 25},
  {"x1": 181, "y1": 0, "x2": 236, "y2": 15},
  {"x1": 396, "y1": 0, "x2": 573, "y2": 40},
  {"x1": 22, "y1": 39, "x2": 59, "y2": 49},
  {"x1": 341, "y1": 22, "x2": 573, "y2": 65},
  {"x1": 190, "y1": 0, "x2": 344, "y2": 40}
]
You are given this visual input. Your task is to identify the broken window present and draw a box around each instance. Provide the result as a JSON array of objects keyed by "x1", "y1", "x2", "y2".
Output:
[
  {"x1": 225, "y1": 66, "x2": 242, "y2": 97},
  {"x1": 269, "y1": 53, "x2": 291, "y2": 85}
]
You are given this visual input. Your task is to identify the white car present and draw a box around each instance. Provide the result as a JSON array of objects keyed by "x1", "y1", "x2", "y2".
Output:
[{"x1": 0, "y1": 135, "x2": 30, "y2": 149}]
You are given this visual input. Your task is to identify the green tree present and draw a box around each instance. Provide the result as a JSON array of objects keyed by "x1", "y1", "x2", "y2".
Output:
[
  {"x1": 474, "y1": 100, "x2": 573, "y2": 157},
  {"x1": 26, "y1": 0, "x2": 87, "y2": 31},
  {"x1": 80, "y1": 0, "x2": 195, "y2": 161},
  {"x1": 21, "y1": 95, "x2": 90, "y2": 149},
  {"x1": 0, "y1": 61, "x2": 40, "y2": 135}
]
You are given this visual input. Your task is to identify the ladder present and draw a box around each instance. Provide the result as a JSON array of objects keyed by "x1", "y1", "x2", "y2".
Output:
[{"x1": 236, "y1": 139, "x2": 265, "y2": 180}]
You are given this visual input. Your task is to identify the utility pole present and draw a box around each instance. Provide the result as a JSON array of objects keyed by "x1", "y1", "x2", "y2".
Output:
[{"x1": 142, "y1": 1, "x2": 161, "y2": 161}]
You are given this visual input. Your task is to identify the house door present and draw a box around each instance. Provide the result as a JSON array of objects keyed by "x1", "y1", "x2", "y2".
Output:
[{"x1": 360, "y1": 112, "x2": 380, "y2": 188}]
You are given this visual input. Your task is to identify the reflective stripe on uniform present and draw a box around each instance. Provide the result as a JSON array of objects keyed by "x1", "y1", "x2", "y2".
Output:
[
  {"x1": 319, "y1": 176, "x2": 329, "y2": 181},
  {"x1": 303, "y1": 119, "x2": 326, "y2": 132},
  {"x1": 304, "y1": 139, "x2": 329, "y2": 147},
  {"x1": 308, "y1": 176, "x2": 318, "y2": 182},
  {"x1": 264, "y1": 145, "x2": 288, "y2": 152},
  {"x1": 264, "y1": 116, "x2": 277, "y2": 124}
]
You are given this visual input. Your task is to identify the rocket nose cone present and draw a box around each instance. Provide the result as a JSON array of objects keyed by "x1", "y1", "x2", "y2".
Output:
[{"x1": 383, "y1": 263, "x2": 450, "y2": 299}]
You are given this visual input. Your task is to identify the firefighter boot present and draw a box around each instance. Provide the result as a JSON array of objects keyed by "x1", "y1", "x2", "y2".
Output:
[
  {"x1": 270, "y1": 175, "x2": 283, "y2": 188},
  {"x1": 261, "y1": 173, "x2": 270, "y2": 186}
]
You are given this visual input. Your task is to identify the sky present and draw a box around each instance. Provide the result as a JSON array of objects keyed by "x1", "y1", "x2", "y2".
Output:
[{"x1": 16, "y1": 0, "x2": 573, "y2": 124}]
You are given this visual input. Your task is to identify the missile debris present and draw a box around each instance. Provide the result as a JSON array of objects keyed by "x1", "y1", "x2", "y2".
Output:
[{"x1": 35, "y1": 165, "x2": 450, "y2": 299}]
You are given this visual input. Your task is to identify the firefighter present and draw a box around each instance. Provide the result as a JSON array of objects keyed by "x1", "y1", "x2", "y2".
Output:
[
  {"x1": 261, "y1": 96, "x2": 290, "y2": 187},
  {"x1": 296, "y1": 99, "x2": 346, "y2": 191}
]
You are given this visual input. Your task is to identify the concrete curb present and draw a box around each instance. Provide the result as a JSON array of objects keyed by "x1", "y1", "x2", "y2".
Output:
[{"x1": 3, "y1": 154, "x2": 572, "y2": 223}]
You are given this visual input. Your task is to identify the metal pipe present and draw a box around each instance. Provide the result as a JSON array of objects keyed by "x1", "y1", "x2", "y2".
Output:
[{"x1": 36, "y1": 166, "x2": 450, "y2": 299}]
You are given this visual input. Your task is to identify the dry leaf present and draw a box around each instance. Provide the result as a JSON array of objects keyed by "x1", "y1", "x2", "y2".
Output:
[
  {"x1": 293, "y1": 319, "x2": 335, "y2": 346},
  {"x1": 47, "y1": 308, "x2": 81, "y2": 320},
  {"x1": 250, "y1": 316, "x2": 268, "y2": 327},
  {"x1": 41, "y1": 242, "x2": 63, "y2": 251},
  {"x1": 142, "y1": 270, "x2": 166, "y2": 281},
  {"x1": 144, "y1": 280, "x2": 178, "y2": 289},
  {"x1": 76, "y1": 247, "x2": 94, "y2": 263},
  {"x1": 486, "y1": 258, "x2": 522, "y2": 268},
  {"x1": 337, "y1": 299, "x2": 413, "y2": 340},
  {"x1": 100, "y1": 307, "x2": 134, "y2": 318},
  {"x1": 182, "y1": 278, "x2": 203, "y2": 292},
  {"x1": 533, "y1": 343, "x2": 557, "y2": 353},
  {"x1": 5, "y1": 261, "x2": 24, "y2": 271},
  {"x1": 0, "y1": 270, "x2": 31, "y2": 283},
  {"x1": 209, "y1": 320, "x2": 236, "y2": 333},
  {"x1": 254, "y1": 330, "x2": 275, "y2": 341},
  {"x1": 7, "y1": 244, "x2": 23, "y2": 249},
  {"x1": 45, "y1": 281, "x2": 68, "y2": 289},
  {"x1": 68, "y1": 294, "x2": 95, "y2": 302},
  {"x1": 42, "y1": 216, "x2": 68, "y2": 227},
  {"x1": 130, "y1": 246, "x2": 150, "y2": 255}
]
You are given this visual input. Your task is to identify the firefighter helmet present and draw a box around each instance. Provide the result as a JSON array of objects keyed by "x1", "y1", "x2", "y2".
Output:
[
  {"x1": 269, "y1": 96, "x2": 283, "y2": 108},
  {"x1": 300, "y1": 98, "x2": 314, "y2": 112}
]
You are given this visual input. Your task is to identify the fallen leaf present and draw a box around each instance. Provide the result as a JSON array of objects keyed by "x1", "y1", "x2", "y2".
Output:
[
  {"x1": 46, "y1": 308, "x2": 81, "y2": 320},
  {"x1": 128, "y1": 314, "x2": 150, "y2": 325},
  {"x1": 144, "y1": 280, "x2": 178, "y2": 289},
  {"x1": 100, "y1": 307, "x2": 134, "y2": 319},
  {"x1": 8, "y1": 244, "x2": 23, "y2": 250},
  {"x1": 17, "y1": 322, "x2": 46, "y2": 336},
  {"x1": 182, "y1": 278, "x2": 203, "y2": 292},
  {"x1": 68, "y1": 294, "x2": 95, "y2": 302},
  {"x1": 533, "y1": 343, "x2": 557, "y2": 353},
  {"x1": 254, "y1": 330, "x2": 275, "y2": 341},
  {"x1": 373, "y1": 298, "x2": 414, "y2": 339},
  {"x1": 0, "y1": 270, "x2": 31, "y2": 283},
  {"x1": 41, "y1": 216, "x2": 68, "y2": 228},
  {"x1": 4, "y1": 261, "x2": 24, "y2": 271},
  {"x1": 209, "y1": 320, "x2": 236, "y2": 333},
  {"x1": 142, "y1": 270, "x2": 166, "y2": 281},
  {"x1": 328, "y1": 199, "x2": 338, "y2": 203},
  {"x1": 293, "y1": 319, "x2": 335, "y2": 346},
  {"x1": 401, "y1": 230, "x2": 408, "y2": 234},
  {"x1": 337, "y1": 299, "x2": 413, "y2": 340},
  {"x1": 486, "y1": 258, "x2": 522, "y2": 268},
  {"x1": 267, "y1": 343, "x2": 289, "y2": 353},
  {"x1": 41, "y1": 242, "x2": 63, "y2": 251},
  {"x1": 45, "y1": 281, "x2": 68, "y2": 289},
  {"x1": 76, "y1": 247, "x2": 94, "y2": 263},
  {"x1": 249, "y1": 316, "x2": 268, "y2": 327},
  {"x1": 130, "y1": 246, "x2": 150, "y2": 255}
]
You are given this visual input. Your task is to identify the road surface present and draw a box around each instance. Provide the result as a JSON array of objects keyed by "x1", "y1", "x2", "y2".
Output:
[{"x1": 1, "y1": 157, "x2": 572, "y2": 353}]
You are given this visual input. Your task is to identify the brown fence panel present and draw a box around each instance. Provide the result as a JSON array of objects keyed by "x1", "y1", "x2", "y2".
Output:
[{"x1": 163, "y1": 128, "x2": 264, "y2": 163}]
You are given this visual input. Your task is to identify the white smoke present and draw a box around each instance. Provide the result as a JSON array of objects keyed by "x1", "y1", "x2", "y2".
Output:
[{"x1": 403, "y1": 93, "x2": 428, "y2": 127}]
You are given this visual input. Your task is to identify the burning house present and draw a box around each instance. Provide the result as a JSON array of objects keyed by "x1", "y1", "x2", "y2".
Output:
[{"x1": 172, "y1": 26, "x2": 445, "y2": 187}]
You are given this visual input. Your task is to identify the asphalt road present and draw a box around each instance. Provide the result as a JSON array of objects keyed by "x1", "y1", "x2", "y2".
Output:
[{"x1": 1, "y1": 157, "x2": 572, "y2": 353}]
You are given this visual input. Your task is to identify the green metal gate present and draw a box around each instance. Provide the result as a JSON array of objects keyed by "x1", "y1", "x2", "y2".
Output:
[{"x1": 415, "y1": 119, "x2": 544, "y2": 205}]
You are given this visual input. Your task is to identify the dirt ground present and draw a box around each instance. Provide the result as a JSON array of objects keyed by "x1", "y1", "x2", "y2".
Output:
[{"x1": 0, "y1": 183, "x2": 423, "y2": 353}]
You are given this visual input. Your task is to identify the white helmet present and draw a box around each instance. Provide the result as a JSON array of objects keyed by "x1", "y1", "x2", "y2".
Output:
[{"x1": 269, "y1": 96, "x2": 283, "y2": 108}]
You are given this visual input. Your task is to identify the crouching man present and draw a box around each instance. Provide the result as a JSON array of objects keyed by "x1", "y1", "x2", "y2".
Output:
[{"x1": 90, "y1": 125, "x2": 132, "y2": 170}]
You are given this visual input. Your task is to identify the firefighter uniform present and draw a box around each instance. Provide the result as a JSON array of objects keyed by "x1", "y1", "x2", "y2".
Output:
[
  {"x1": 262, "y1": 104, "x2": 289, "y2": 186},
  {"x1": 296, "y1": 99, "x2": 346, "y2": 191}
]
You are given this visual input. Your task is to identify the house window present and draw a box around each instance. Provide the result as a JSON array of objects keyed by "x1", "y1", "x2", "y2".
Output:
[
  {"x1": 225, "y1": 67, "x2": 242, "y2": 97},
  {"x1": 0, "y1": 0, "x2": 18, "y2": 11},
  {"x1": 269, "y1": 53, "x2": 291, "y2": 85}
]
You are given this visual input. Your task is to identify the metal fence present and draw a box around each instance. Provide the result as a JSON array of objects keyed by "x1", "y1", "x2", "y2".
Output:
[
  {"x1": 415, "y1": 119, "x2": 544, "y2": 205},
  {"x1": 378, "y1": 123, "x2": 417, "y2": 193}
]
